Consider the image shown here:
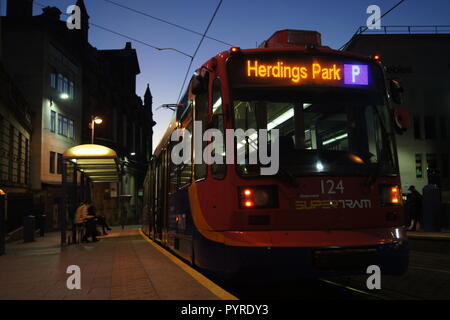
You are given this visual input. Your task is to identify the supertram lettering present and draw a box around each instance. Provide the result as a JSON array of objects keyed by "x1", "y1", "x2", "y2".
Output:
[
  {"x1": 295, "y1": 199, "x2": 372, "y2": 210},
  {"x1": 295, "y1": 200, "x2": 340, "y2": 210}
]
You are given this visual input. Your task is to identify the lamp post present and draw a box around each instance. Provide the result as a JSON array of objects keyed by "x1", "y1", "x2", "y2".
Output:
[
  {"x1": 90, "y1": 116, "x2": 103, "y2": 144},
  {"x1": 0, "y1": 189, "x2": 6, "y2": 256}
]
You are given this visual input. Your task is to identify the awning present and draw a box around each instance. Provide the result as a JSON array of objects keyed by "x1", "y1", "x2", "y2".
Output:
[{"x1": 63, "y1": 144, "x2": 119, "y2": 183}]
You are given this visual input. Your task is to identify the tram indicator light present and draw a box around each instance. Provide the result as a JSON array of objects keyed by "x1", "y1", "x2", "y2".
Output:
[
  {"x1": 239, "y1": 186, "x2": 279, "y2": 209},
  {"x1": 244, "y1": 201, "x2": 254, "y2": 208},
  {"x1": 380, "y1": 185, "x2": 402, "y2": 206}
]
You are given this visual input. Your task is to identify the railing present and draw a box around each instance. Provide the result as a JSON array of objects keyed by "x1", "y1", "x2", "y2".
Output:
[
  {"x1": 355, "y1": 25, "x2": 450, "y2": 35},
  {"x1": 341, "y1": 25, "x2": 450, "y2": 50}
]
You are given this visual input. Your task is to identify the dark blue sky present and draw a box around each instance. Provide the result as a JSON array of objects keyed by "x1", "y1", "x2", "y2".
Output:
[{"x1": 2, "y1": 0, "x2": 450, "y2": 148}]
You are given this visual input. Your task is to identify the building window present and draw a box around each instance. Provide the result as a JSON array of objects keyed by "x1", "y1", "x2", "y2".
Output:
[
  {"x1": 50, "y1": 151, "x2": 55, "y2": 174},
  {"x1": 63, "y1": 76, "x2": 69, "y2": 95},
  {"x1": 424, "y1": 116, "x2": 436, "y2": 140},
  {"x1": 442, "y1": 154, "x2": 449, "y2": 179},
  {"x1": 413, "y1": 116, "x2": 421, "y2": 140},
  {"x1": 57, "y1": 153, "x2": 63, "y2": 174},
  {"x1": 25, "y1": 138, "x2": 29, "y2": 184},
  {"x1": 69, "y1": 120, "x2": 74, "y2": 139},
  {"x1": 18, "y1": 133, "x2": 22, "y2": 184},
  {"x1": 415, "y1": 154, "x2": 423, "y2": 178},
  {"x1": 50, "y1": 110, "x2": 56, "y2": 132},
  {"x1": 441, "y1": 116, "x2": 447, "y2": 140},
  {"x1": 58, "y1": 114, "x2": 63, "y2": 134},
  {"x1": 50, "y1": 72, "x2": 56, "y2": 89},
  {"x1": 69, "y1": 81, "x2": 74, "y2": 99},
  {"x1": 62, "y1": 117, "x2": 68, "y2": 136},
  {"x1": 57, "y1": 74, "x2": 64, "y2": 92}
]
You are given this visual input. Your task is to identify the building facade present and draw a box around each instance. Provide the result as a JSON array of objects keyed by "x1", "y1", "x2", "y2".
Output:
[
  {"x1": 0, "y1": 63, "x2": 33, "y2": 232},
  {"x1": 1, "y1": 0, "x2": 154, "y2": 227},
  {"x1": 345, "y1": 27, "x2": 450, "y2": 200}
]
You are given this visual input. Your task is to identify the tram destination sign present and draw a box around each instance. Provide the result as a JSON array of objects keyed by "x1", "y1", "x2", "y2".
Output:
[{"x1": 228, "y1": 54, "x2": 376, "y2": 89}]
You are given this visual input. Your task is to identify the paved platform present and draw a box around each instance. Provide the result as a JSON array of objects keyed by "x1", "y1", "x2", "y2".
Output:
[{"x1": 0, "y1": 227, "x2": 231, "y2": 300}]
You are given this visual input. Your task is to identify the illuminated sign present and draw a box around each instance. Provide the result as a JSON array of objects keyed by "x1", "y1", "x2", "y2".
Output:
[
  {"x1": 344, "y1": 64, "x2": 368, "y2": 85},
  {"x1": 229, "y1": 54, "x2": 376, "y2": 89},
  {"x1": 247, "y1": 60, "x2": 342, "y2": 83}
]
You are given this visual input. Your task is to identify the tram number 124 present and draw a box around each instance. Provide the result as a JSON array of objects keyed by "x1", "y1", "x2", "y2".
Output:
[{"x1": 320, "y1": 180, "x2": 344, "y2": 194}]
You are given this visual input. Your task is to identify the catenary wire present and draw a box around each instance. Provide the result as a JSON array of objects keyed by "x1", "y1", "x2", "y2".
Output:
[
  {"x1": 33, "y1": 1, "x2": 193, "y2": 58},
  {"x1": 176, "y1": 0, "x2": 223, "y2": 104},
  {"x1": 101, "y1": 0, "x2": 234, "y2": 47}
]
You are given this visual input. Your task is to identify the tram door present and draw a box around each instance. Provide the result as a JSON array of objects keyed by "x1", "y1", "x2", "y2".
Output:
[
  {"x1": 161, "y1": 149, "x2": 170, "y2": 246},
  {"x1": 154, "y1": 157, "x2": 163, "y2": 241}
]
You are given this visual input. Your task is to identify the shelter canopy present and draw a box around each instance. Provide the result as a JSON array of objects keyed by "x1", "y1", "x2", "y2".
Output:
[{"x1": 63, "y1": 144, "x2": 119, "y2": 183}]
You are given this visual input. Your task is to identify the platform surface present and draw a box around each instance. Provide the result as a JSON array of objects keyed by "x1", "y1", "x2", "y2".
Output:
[{"x1": 0, "y1": 227, "x2": 222, "y2": 300}]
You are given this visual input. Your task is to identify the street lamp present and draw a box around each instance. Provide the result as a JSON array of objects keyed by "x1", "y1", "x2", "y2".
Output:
[{"x1": 90, "y1": 116, "x2": 103, "y2": 144}]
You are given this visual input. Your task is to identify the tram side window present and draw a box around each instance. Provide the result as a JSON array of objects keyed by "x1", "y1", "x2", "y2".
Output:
[
  {"x1": 179, "y1": 121, "x2": 193, "y2": 188},
  {"x1": 210, "y1": 78, "x2": 226, "y2": 179},
  {"x1": 168, "y1": 144, "x2": 178, "y2": 194},
  {"x1": 195, "y1": 90, "x2": 208, "y2": 181}
]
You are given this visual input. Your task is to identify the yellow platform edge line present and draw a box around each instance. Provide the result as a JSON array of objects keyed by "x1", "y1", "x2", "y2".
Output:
[{"x1": 139, "y1": 229, "x2": 238, "y2": 301}]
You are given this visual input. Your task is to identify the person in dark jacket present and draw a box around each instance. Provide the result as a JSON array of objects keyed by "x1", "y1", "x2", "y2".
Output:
[
  {"x1": 85, "y1": 204, "x2": 99, "y2": 242},
  {"x1": 407, "y1": 185, "x2": 423, "y2": 231}
]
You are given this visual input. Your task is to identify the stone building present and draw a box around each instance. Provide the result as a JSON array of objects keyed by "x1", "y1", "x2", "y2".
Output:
[{"x1": 1, "y1": 0, "x2": 155, "y2": 227}]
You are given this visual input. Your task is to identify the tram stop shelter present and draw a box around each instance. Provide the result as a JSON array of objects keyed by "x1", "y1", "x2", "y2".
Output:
[{"x1": 61, "y1": 144, "x2": 120, "y2": 246}]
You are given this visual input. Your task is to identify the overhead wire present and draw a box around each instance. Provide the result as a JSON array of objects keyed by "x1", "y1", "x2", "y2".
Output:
[
  {"x1": 101, "y1": 0, "x2": 234, "y2": 47},
  {"x1": 33, "y1": 1, "x2": 193, "y2": 58},
  {"x1": 176, "y1": 0, "x2": 224, "y2": 104}
]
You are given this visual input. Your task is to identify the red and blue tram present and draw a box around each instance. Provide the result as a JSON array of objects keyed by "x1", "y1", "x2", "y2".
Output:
[{"x1": 142, "y1": 30, "x2": 409, "y2": 279}]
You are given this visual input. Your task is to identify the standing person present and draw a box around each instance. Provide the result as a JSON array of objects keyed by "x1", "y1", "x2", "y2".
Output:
[
  {"x1": 97, "y1": 214, "x2": 112, "y2": 235},
  {"x1": 407, "y1": 186, "x2": 423, "y2": 231},
  {"x1": 120, "y1": 207, "x2": 127, "y2": 230},
  {"x1": 85, "y1": 204, "x2": 99, "y2": 242}
]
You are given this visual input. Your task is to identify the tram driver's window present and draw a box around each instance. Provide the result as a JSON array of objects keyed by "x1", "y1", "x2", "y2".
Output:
[{"x1": 168, "y1": 144, "x2": 178, "y2": 194}]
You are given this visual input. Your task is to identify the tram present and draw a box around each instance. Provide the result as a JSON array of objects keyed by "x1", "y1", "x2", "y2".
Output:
[{"x1": 142, "y1": 30, "x2": 409, "y2": 278}]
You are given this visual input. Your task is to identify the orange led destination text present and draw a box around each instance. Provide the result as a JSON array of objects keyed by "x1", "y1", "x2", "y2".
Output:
[{"x1": 246, "y1": 60, "x2": 342, "y2": 83}]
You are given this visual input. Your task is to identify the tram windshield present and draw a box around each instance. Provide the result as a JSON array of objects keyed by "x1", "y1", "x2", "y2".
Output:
[{"x1": 231, "y1": 86, "x2": 397, "y2": 177}]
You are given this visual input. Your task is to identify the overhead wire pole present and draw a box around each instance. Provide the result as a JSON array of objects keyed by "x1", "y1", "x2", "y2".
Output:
[
  {"x1": 101, "y1": 0, "x2": 235, "y2": 47},
  {"x1": 33, "y1": 1, "x2": 193, "y2": 58},
  {"x1": 339, "y1": 0, "x2": 406, "y2": 50},
  {"x1": 177, "y1": 0, "x2": 224, "y2": 104}
]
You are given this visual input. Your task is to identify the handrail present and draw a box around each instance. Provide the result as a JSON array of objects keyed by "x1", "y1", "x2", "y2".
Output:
[{"x1": 355, "y1": 25, "x2": 450, "y2": 35}]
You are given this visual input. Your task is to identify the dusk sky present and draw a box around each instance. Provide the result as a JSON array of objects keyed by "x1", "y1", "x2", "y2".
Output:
[{"x1": 2, "y1": 0, "x2": 449, "y2": 149}]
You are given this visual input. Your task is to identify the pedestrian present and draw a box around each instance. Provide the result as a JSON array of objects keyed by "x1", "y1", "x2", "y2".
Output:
[
  {"x1": 97, "y1": 214, "x2": 112, "y2": 235},
  {"x1": 407, "y1": 185, "x2": 423, "y2": 231},
  {"x1": 85, "y1": 204, "x2": 99, "y2": 242}
]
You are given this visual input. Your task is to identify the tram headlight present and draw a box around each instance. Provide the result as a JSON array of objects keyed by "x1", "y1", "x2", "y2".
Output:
[
  {"x1": 380, "y1": 185, "x2": 402, "y2": 206},
  {"x1": 239, "y1": 186, "x2": 278, "y2": 209}
]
